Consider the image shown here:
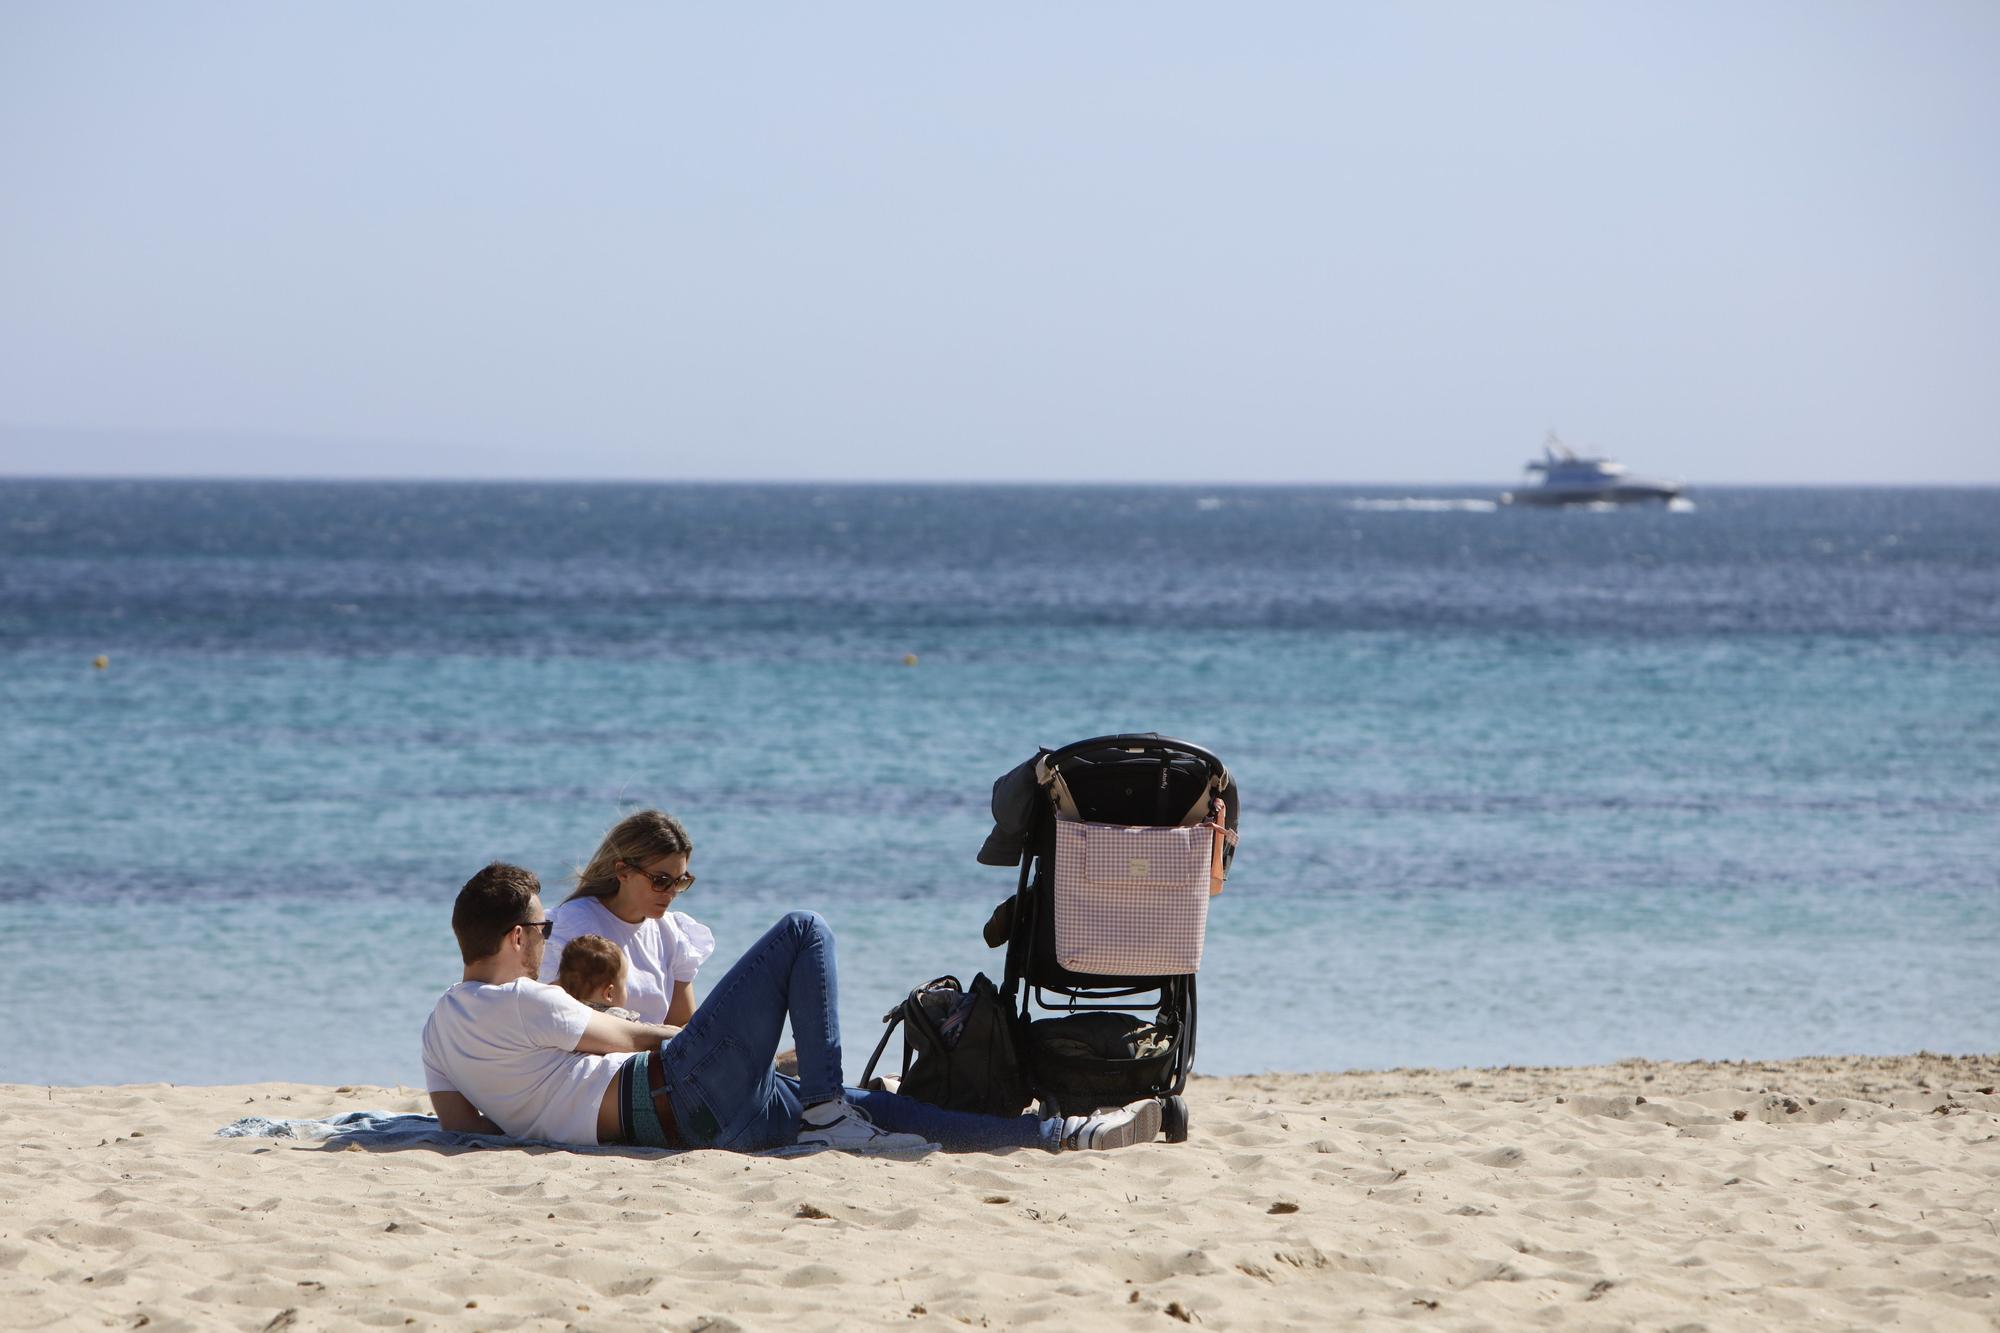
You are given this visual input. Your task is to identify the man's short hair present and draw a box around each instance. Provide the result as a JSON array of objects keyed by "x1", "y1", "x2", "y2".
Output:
[{"x1": 452, "y1": 863, "x2": 541, "y2": 963}]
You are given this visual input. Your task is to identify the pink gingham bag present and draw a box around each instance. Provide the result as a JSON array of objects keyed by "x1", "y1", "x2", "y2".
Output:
[{"x1": 1050, "y1": 817, "x2": 1212, "y2": 975}]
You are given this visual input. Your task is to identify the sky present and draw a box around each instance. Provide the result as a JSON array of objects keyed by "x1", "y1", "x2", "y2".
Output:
[{"x1": 1, "y1": 3, "x2": 1995, "y2": 484}]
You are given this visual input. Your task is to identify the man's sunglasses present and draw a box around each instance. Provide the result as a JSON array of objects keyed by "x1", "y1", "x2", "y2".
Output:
[
  {"x1": 515, "y1": 919, "x2": 554, "y2": 939},
  {"x1": 622, "y1": 862, "x2": 696, "y2": 894}
]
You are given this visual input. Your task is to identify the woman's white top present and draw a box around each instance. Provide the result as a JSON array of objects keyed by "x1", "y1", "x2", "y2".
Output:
[{"x1": 540, "y1": 896, "x2": 716, "y2": 1025}]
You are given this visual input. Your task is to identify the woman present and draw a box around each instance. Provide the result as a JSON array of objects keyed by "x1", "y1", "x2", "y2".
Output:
[{"x1": 541, "y1": 810, "x2": 710, "y2": 1026}]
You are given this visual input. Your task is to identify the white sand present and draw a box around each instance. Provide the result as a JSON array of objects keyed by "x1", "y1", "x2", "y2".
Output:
[{"x1": 3, "y1": 1053, "x2": 1996, "y2": 1330}]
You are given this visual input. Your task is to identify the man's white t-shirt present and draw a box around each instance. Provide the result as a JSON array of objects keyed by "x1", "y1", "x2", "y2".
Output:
[
  {"x1": 420, "y1": 978, "x2": 627, "y2": 1145},
  {"x1": 540, "y1": 898, "x2": 716, "y2": 1024}
]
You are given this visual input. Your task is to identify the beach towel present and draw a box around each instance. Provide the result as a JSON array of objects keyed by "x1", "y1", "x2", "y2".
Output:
[
  {"x1": 216, "y1": 1111, "x2": 929, "y2": 1157},
  {"x1": 216, "y1": 1110, "x2": 624, "y2": 1153}
]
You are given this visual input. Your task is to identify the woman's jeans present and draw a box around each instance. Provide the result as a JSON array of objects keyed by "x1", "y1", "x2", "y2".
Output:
[{"x1": 657, "y1": 911, "x2": 1053, "y2": 1153}]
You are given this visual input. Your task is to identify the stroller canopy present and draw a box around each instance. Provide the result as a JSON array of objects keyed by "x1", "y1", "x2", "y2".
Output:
[{"x1": 977, "y1": 733, "x2": 1238, "y2": 869}]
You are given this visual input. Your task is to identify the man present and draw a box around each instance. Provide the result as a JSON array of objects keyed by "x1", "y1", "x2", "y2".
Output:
[{"x1": 421, "y1": 862, "x2": 676, "y2": 1144}]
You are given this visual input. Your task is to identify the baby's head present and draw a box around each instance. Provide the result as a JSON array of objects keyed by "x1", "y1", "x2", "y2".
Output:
[{"x1": 555, "y1": 934, "x2": 628, "y2": 1011}]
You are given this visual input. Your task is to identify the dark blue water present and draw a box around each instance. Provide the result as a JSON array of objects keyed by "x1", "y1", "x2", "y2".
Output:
[{"x1": 2, "y1": 481, "x2": 1995, "y2": 1085}]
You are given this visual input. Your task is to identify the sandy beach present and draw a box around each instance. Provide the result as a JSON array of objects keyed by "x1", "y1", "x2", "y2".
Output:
[{"x1": 3, "y1": 1053, "x2": 1995, "y2": 1331}]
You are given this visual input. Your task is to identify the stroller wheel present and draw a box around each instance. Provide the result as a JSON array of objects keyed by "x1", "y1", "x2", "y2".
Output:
[{"x1": 1162, "y1": 1094, "x2": 1190, "y2": 1143}]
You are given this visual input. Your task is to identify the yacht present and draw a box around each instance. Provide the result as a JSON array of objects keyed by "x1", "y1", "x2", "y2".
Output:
[{"x1": 1500, "y1": 433, "x2": 1685, "y2": 507}]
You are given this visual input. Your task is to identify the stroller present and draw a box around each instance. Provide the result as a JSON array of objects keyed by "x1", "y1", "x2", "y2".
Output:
[{"x1": 978, "y1": 733, "x2": 1239, "y2": 1142}]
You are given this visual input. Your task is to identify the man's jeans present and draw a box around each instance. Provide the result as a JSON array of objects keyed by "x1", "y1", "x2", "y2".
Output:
[{"x1": 657, "y1": 911, "x2": 1052, "y2": 1153}]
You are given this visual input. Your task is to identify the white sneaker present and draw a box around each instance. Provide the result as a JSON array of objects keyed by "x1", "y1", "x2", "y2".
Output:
[
  {"x1": 796, "y1": 1103, "x2": 933, "y2": 1153},
  {"x1": 1059, "y1": 1098, "x2": 1164, "y2": 1151}
]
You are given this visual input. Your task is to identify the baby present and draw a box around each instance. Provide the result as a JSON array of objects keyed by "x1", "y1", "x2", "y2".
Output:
[
  {"x1": 556, "y1": 931, "x2": 799, "y2": 1076},
  {"x1": 553, "y1": 934, "x2": 642, "y2": 1021}
]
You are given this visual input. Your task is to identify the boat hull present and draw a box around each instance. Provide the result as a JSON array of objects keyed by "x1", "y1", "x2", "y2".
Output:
[{"x1": 1501, "y1": 481, "x2": 1684, "y2": 507}]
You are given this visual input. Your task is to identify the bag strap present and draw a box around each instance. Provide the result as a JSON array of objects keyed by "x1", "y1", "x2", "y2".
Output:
[
  {"x1": 859, "y1": 975, "x2": 962, "y2": 1087},
  {"x1": 1200, "y1": 796, "x2": 1239, "y2": 896},
  {"x1": 860, "y1": 1009, "x2": 904, "y2": 1087}
]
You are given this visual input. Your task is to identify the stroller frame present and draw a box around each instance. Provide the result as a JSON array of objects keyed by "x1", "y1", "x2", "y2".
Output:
[{"x1": 995, "y1": 733, "x2": 1238, "y2": 1141}]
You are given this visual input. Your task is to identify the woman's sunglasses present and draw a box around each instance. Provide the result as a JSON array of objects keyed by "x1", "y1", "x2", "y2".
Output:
[{"x1": 622, "y1": 862, "x2": 696, "y2": 894}]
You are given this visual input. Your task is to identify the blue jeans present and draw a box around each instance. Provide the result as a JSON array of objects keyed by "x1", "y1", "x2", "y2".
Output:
[{"x1": 656, "y1": 911, "x2": 1055, "y2": 1153}]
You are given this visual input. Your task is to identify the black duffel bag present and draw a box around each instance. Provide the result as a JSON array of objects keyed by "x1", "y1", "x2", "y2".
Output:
[
  {"x1": 860, "y1": 973, "x2": 1030, "y2": 1119},
  {"x1": 1025, "y1": 1011, "x2": 1177, "y2": 1117}
]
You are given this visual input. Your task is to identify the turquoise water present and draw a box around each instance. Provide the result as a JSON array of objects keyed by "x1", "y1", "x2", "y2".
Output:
[{"x1": 1, "y1": 483, "x2": 1995, "y2": 1084}]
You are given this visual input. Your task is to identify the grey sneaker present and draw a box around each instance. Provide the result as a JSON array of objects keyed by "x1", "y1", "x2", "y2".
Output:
[
  {"x1": 796, "y1": 1103, "x2": 933, "y2": 1152},
  {"x1": 1059, "y1": 1098, "x2": 1164, "y2": 1151}
]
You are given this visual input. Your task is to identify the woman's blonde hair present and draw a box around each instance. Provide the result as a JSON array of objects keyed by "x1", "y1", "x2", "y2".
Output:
[{"x1": 568, "y1": 808, "x2": 694, "y2": 903}]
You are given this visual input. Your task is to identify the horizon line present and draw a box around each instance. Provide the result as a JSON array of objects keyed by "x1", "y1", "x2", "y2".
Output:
[{"x1": 2, "y1": 472, "x2": 1997, "y2": 490}]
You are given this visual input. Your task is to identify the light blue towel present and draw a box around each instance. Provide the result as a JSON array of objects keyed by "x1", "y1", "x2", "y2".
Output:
[
  {"x1": 214, "y1": 1110, "x2": 897, "y2": 1157},
  {"x1": 215, "y1": 1110, "x2": 667, "y2": 1154}
]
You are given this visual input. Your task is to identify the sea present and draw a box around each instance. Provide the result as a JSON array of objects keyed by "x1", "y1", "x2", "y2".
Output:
[{"x1": 1, "y1": 480, "x2": 1995, "y2": 1088}]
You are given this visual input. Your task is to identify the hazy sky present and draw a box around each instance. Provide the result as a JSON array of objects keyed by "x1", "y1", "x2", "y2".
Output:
[{"x1": 2, "y1": 3, "x2": 1995, "y2": 483}]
